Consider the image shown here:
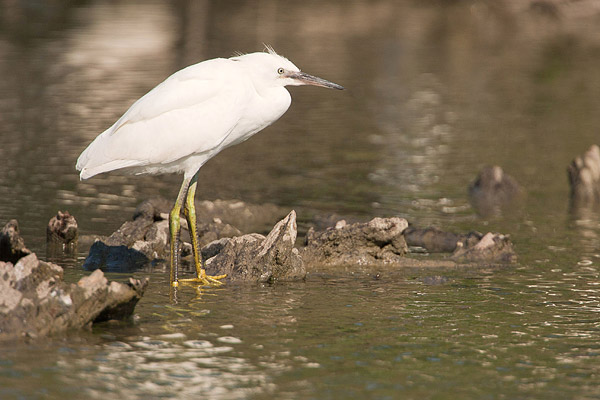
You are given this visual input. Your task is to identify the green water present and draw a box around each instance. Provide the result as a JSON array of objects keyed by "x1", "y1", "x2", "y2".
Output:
[{"x1": 1, "y1": 0, "x2": 600, "y2": 398}]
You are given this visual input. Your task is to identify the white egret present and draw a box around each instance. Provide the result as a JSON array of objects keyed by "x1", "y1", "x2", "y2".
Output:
[{"x1": 76, "y1": 47, "x2": 344, "y2": 287}]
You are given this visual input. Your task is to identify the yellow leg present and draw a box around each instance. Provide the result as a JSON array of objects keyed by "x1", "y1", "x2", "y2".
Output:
[
  {"x1": 169, "y1": 177, "x2": 191, "y2": 288},
  {"x1": 179, "y1": 175, "x2": 226, "y2": 286}
]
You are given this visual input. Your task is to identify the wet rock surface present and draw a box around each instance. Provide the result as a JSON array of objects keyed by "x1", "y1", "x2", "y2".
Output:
[
  {"x1": 0, "y1": 253, "x2": 148, "y2": 341},
  {"x1": 204, "y1": 211, "x2": 305, "y2": 282},
  {"x1": 83, "y1": 198, "x2": 286, "y2": 272},
  {"x1": 302, "y1": 217, "x2": 409, "y2": 265}
]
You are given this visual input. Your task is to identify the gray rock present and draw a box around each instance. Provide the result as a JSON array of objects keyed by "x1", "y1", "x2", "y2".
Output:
[
  {"x1": 302, "y1": 217, "x2": 409, "y2": 265},
  {"x1": 469, "y1": 165, "x2": 524, "y2": 217},
  {"x1": 451, "y1": 232, "x2": 517, "y2": 263},
  {"x1": 0, "y1": 219, "x2": 31, "y2": 264},
  {"x1": 0, "y1": 253, "x2": 147, "y2": 341},
  {"x1": 204, "y1": 211, "x2": 305, "y2": 282},
  {"x1": 568, "y1": 144, "x2": 600, "y2": 209}
]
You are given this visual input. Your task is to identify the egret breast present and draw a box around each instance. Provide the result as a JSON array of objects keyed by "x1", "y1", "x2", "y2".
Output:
[{"x1": 221, "y1": 86, "x2": 292, "y2": 149}]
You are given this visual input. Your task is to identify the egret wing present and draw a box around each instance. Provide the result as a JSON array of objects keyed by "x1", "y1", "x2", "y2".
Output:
[
  {"x1": 109, "y1": 59, "x2": 230, "y2": 132},
  {"x1": 77, "y1": 59, "x2": 249, "y2": 177}
]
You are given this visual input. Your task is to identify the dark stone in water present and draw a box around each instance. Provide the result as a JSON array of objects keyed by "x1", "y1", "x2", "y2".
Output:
[
  {"x1": 469, "y1": 165, "x2": 524, "y2": 217},
  {"x1": 83, "y1": 241, "x2": 150, "y2": 272},
  {"x1": 82, "y1": 215, "x2": 158, "y2": 272},
  {"x1": 404, "y1": 226, "x2": 482, "y2": 253},
  {"x1": 0, "y1": 219, "x2": 31, "y2": 264}
]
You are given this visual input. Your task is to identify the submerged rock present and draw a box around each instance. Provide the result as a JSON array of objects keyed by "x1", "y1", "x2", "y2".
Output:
[
  {"x1": 0, "y1": 253, "x2": 147, "y2": 341},
  {"x1": 0, "y1": 219, "x2": 31, "y2": 264},
  {"x1": 204, "y1": 211, "x2": 305, "y2": 282},
  {"x1": 451, "y1": 232, "x2": 516, "y2": 263},
  {"x1": 469, "y1": 165, "x2": 524, "y2": 217},
  {"x1": 302, "y1": 217, "x2": 409, "y2": 265},
  {"x1": 404, "y1": 226, "x2": 482, "y2": 253},
  {"x1": 568, "y1": 144, "x2": 600, "y2": 209}
]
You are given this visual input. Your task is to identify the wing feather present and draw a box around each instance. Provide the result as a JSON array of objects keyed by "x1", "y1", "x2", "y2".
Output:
[{"x1": 77, "y1": 58, "x2": 249, "y2": 178}]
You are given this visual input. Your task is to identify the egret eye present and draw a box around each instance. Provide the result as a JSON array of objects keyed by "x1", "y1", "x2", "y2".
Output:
[{"x1": 277, "y1": 68, "x2": 285, "y2": 75}]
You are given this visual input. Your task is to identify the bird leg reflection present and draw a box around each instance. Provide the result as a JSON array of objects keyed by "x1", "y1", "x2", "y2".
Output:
[{"x1": 179, "y1": 174, "x2": 227, "y2": 287}]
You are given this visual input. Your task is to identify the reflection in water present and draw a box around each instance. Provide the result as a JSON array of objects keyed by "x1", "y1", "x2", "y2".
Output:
[{"x1": 59, "y1": 339, "x2": 271, "y2": 399}]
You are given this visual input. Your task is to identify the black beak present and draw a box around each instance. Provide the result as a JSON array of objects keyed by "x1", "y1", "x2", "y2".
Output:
[{"x1": 287, "y1": 71, "x2": 345, "y2": 90}]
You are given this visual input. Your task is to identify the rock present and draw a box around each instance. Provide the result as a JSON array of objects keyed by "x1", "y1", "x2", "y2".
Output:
[
  {"x1": 196, "y1": 219, "x2": 242, "y2": 248},
  {"x1": 469, "y1": 165, "x2": 524, "y2": 217},
  {"x1": 46, "y1": 211, "x2": 78, "y2": 246},
  {"x1": 83, "y1": 241, "x2": 151, "y2": 272},
  {"x1": 0, "y1": 219, "x2": 31, "y2": 264},
  {"x1": 568, "y1": 144, "x2": 600, "y2": 209},
  {"x1": 404, "y1": 226, "x2": 482, "y2": 253},
  {"x1": 83, "y1": 198, "x2": 284, "y2": 272},
  {"x1": 0, "y1": 253, "x2": 147, "y2": 341},
  {"x1": 203, "y1": 211, "x2": 305, "y2": 283},
  {"x1": 307, "y1": 212, "x2": 365, "y2": 232},
  {"x1": 82, "y1": 198, "x2": 518, "y2": 277},
  {"x1": 302, "y1": 217, "x2": 409, "y2": 265},
  {"x1": 451, "y1": 232, "x2": 517, "y2": 263},
  {"x1": 82, "y1": 214, "x2": 158, "y2": 272},
  {"x1": 46, "y1": 211, "x2": 78, "y2": 257},
  {"x1": 133, "y1": 197, "x2": 172, "y2": 221}
]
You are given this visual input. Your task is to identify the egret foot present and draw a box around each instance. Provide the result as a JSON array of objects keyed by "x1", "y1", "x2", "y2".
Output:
[{"x1": 180, "y1": 269, "x2": 227, "y2": 286}]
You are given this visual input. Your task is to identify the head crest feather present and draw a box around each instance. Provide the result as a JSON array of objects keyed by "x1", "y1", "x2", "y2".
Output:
[{"x1": 263, "y1": 44, "x2": 278, "y2": 56}]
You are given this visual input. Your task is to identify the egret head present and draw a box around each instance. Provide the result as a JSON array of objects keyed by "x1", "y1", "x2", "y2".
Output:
[{"x1": 232, "y1": 47, "x2": 344, "y2": 91}]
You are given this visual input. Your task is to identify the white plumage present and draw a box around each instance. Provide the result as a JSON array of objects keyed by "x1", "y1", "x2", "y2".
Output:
[
  {"x1": 76, "y1": 47, "x2": 343, "y2": 288},
  {"x1": 78, "y1": 52, "x2": 296, "y2": 179}
]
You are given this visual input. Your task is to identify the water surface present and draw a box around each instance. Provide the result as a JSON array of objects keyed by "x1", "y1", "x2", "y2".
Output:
[{"x1": 1, "y1": 0, "x2": 600, "y2": 398}]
